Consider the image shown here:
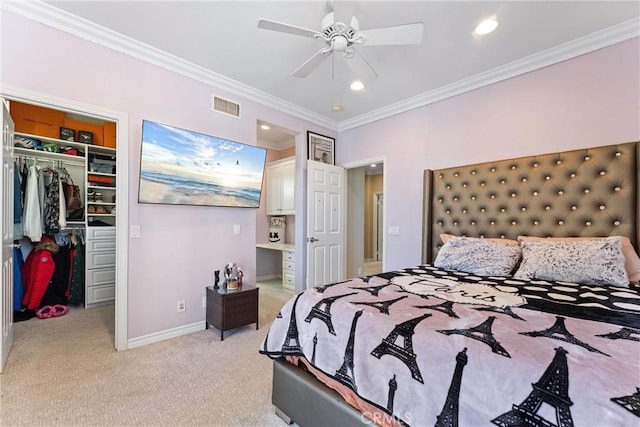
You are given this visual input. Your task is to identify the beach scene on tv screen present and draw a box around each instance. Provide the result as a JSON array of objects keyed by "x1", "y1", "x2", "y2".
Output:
[{"x1": 139, "y1": 120, "x2": 267, "y2": 207}]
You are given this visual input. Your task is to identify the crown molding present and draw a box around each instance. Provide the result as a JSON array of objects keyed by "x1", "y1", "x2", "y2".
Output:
[
  {"x1": 3, "y1": 2, "x2": 638, "y2": 133},
  {"x1": 339, "y1": 17, "x2": 640, "y2": 131},
  {"x1": 1, "y1": 1, "x2": 339, "y2": 131}
]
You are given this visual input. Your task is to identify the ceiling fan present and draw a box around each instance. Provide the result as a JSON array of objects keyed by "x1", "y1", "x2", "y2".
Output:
[{"x1": 257, "y1": 4, "x2": 423, "y2": 85}]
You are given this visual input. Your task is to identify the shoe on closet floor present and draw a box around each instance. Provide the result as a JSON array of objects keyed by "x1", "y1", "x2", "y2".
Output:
[
  {"x1": 52, "y1": 304, "x2": 68, "y2": 317},
  {"x1": 36, "y1": 306, "x2": 53, "y2": 319},
  {"x1": 87, "y1": 206, "x2": 96, "y2": 214}
]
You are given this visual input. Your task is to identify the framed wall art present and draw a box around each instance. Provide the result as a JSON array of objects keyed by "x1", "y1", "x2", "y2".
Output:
[
  {"x1": 307, "y1": 131, "x2": 335, "y2": 165},
  {"x1": 78, "y1": 130, "x2": 94, "y2": 145},
  {"x1": 59, "y1": 127, "x2": 75, "y2": 142}
]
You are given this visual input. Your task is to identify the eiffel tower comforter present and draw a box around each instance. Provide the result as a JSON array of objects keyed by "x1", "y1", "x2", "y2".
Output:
[{"x1": 260, "y1": 265, "x2": 640, "y2": 427}]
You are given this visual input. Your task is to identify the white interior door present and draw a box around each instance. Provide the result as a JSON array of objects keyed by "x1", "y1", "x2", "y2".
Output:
[
  {"x1": 306, "y1": 160, "x2": 346, "y2": 288},
  {"x1": 1, "y1": 99, "x2": 15, "y2": 373}
]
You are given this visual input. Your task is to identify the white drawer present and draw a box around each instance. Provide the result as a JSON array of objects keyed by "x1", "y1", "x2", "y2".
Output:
[
  {"x1": 86, "y1": 251, "x2": 116, "y2": 269},
  {"x1": 87, "y1": 267, "x2": 115, "y2": 286},
  {"x1": 87, "y1": 284, "x2": 115, "y2": 305},
  {"x1": 282, "y1": 251, "x2": 295, "y2": 262},
  {"x1": 283, "y1": 270, "x2": 295, "y2": 290},
  {"x1": 87, "y1": 226, "x2": 116, "y2": 240},
  {"x1": 86, "y1": 238, "x2": 116, "y2": 252},
  {"x1": 282, "y1": 261, "x2": 295, "y2": 271}
]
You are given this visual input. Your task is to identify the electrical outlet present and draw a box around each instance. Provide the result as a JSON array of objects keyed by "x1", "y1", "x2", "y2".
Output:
[
  {"x1": 177, "y1": 299, "x2": 186, "y2": 312},
  {"x1": 357, "y1": 267, "x2": 363, "y2": 275},
  {"x1": 202, "y1": 296, "x2": 206, "y2": 308}
]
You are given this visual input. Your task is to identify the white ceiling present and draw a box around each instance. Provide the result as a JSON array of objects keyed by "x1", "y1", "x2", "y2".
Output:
[{"x1": 11, "y1": 1, "x2": 640, "y2": 133}]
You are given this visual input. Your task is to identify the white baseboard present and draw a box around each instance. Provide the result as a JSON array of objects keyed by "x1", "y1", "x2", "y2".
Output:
[
  {"x1": 127, "y1": 321, "x2": 205, "y2": 349},
  {"x1": 257, "y1": 273, "x2": 281, "y2": 282}
]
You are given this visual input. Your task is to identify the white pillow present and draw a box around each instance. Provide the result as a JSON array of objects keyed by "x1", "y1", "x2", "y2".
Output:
[
  {"x1": 514, "y1": 236, "x2": 629, "y2": 287},
  {"x1": 434, "y1": 236, "x2": 522, "y2": 276}
]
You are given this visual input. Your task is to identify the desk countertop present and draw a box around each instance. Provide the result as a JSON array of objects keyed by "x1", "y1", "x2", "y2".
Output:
[{"x1": 256, "y1": 242, "x2": 295, "y2": 252}]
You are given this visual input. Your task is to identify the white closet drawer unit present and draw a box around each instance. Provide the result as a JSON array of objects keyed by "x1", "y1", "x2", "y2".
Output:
[
  {"x1": 87, "y1": 284, "x2": 115, "y2": 305},
  {"x1": 283, "y1": 251, "x2": 295, "y2": 263},
  {"x1": 86, "y1": 251, "x2": 116, "y2": 269},
  {"x1": 283, "y1": 270, "x2": 295, "y2": 291},
  {"x1": 86, "y1": 267, "x2": 115, "y2": 286}
]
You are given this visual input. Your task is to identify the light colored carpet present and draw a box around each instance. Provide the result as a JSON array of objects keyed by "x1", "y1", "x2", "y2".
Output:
[{"x1": 0, "y1": 281, "x2": 294, "y2": 426}]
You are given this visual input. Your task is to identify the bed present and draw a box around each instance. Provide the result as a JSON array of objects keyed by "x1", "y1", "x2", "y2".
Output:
[{"x1": 260, "y1": 141, "x2": 640, "y2": 427}]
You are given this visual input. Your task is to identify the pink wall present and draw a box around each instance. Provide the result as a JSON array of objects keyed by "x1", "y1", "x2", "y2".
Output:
[
  {"x1": 339, "y1": 38, "x2": 640, "y2": 270},
  {"x1": 1, "y1": 11, "x2": 333, "y2": 339}
]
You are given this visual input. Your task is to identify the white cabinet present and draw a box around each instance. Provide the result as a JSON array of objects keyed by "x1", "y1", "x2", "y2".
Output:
[
  {"x1": 86, "y1": 226, "x2": 116, "y2": 307},
  {"x1": 282, "y1": 250, "x2": 295, "y2": 291},
  {"x1": 266, "y1": 157, "x2": 295, "y2": 215}
]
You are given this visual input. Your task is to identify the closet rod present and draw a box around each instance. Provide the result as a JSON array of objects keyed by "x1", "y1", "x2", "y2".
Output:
[{"x1": 16, "y1": 154, "x2": 84, "y2": 167}]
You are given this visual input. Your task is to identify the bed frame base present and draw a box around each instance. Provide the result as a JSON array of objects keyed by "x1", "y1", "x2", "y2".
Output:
[{"x1": 272, "y1": 358, "x2": 368, "y2": 426}]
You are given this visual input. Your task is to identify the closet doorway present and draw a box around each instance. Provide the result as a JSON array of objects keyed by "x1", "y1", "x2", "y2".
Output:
[
  {"x1": 1, "y1": 85, "x2": 129, "y2": 359},
  {"x1": 345, "y1": 159, "x2": 386, "y2": 278}
]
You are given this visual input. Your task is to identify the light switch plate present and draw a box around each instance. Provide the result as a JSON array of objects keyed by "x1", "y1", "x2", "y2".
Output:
[
  {"x1": 388, "y1": 226, "x2": 400, "y2": 235},
  {"x1": 130, "y1": 225, "x2": 141, "y2": 238}
]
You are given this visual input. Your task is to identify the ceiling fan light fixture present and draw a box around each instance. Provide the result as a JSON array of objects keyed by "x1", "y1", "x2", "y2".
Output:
[
  {"x1": 350, "y1": 80, "x2": 365, "y2": 91},
  {"x1": 474, "y1": 17, "x2": 499, "y2": 36}
]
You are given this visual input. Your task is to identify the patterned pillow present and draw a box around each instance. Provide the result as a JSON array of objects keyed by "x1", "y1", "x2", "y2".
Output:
[
  {"x1": 514, "y1": 236, "x2": 629, "y2": 287},
  {"x1": 434, "y1": 236, "x2": 522, "y2": 276},
  {"x1": 517, "y1": 235, "x2": 640, "y2": 284}
]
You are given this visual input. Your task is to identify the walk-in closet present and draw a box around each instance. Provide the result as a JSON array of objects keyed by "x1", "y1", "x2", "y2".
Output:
[{"x1": 7, "y1": 99, "x2": 118, "y2": 321}]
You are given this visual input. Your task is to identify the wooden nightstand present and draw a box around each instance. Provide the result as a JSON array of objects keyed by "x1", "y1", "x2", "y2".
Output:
[{"x1": 206, "y1": 284, "x2": 259, "y2": 341}]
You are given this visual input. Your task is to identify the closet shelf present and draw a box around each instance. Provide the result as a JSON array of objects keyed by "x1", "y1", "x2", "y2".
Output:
[
  {"x1": 14, "y1": 147, "x2": 85, "y2": 165},
  {"x1": 87, "y1": 202, "x2": 115, "y2": 206},
  {"x1": 16, "y1": 131, "x2": 116, "y2": 155}
]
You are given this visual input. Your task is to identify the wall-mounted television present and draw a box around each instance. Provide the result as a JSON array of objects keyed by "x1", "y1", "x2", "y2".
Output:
[{"x1": 138, "y1": 120, "x2": 267, "y2": 208}]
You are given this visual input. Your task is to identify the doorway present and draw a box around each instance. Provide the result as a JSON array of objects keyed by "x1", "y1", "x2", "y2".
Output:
[
  {"x1": 0, "y1": 85, "x2": 129, "y2": 359},
  {"x1": 344, "y1": 159, "x2": 385, "y2": 278}
]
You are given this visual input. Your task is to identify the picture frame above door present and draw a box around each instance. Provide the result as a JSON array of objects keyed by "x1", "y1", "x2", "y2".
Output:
[{"x1": 307, "y1": 131, "x2": 335, "y2": 165}]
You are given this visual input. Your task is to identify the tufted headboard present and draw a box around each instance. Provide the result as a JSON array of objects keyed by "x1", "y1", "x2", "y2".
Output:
[{"x1": 422, "y1": 141, "x2": 639, "y2": 263}]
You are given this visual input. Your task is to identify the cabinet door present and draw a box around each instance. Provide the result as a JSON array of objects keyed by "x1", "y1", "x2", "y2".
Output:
[
  {"x1": 266, "y1": 164, "x2": 282, "y2": 215},
  {"x1": 280, "y1": 160, "x2": 295, "y2": 213}
]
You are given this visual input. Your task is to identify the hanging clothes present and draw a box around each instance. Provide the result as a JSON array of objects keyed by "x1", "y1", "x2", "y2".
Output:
[
  {"x1": 67, "y1": 235, "x2": 85, "y2": 305},
  {"x1": 43, "y1": 169, "x2": 61, "y2": 234},
  {"x1": 13, "y1": 246, "x2": 24, "y2": 312},
  {"x1": 13, "y1": 164, "x2": 23, "y2": 239},
  {"x1": 41, "y1": 242, "x2": 70, "y2": 308},
  {"x1": 22, "y1": 237, "x2": 59, "y2": 310},
  {"x1": 22, "y1": 165, "x2": 43, "y2": 242}
]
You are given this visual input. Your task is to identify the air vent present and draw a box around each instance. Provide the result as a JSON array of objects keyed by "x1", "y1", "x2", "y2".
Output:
[{"x1": 212, "y1": 96, "x2": 240, "y2": 118}]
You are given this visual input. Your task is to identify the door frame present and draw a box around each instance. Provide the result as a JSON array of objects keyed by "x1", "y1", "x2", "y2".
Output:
[
  {"x1": 341, "y1": 156, "x2": 387, "y2": 273},
  {"x1": 372, "y1": 191, "x2": 383, "y2": 262},
  {"x1": 1, "y1": 84, "x2": 129, "y2": 351}
]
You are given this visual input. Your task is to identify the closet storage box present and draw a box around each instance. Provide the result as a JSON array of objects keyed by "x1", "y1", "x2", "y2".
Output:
[{"x1": 10, "y1": 101, "x2": 65, "y2": 138}]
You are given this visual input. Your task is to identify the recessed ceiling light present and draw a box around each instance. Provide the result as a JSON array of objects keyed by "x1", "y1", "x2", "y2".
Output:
[
  {"x1": 260, "y1": 124, "x2": 270, "y2": 130},
  {"x1": 370, "y1": 164, "x2": 377, "y2": 168},
  {"x1": 332, "y1": 104, "x2": 343, "y2": 112},
  {"x1": 350, "y1": 80, "x2": 365, "y2": 91},
  {"x1": 474, "y1": 17, "x2": 498, "y2": 36}
]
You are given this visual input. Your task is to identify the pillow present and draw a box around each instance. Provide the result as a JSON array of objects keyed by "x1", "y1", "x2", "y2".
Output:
[
  {"x1": 434, "y1": 236, "x2": 522, "y2": 276},
  {"x1": 514, "y1": 236, "x2": 629, "y2": 287},
  {"x1": 517, "y1": 235, "x2": 640, "y2": 284},
  {"x1": 441, "y1": 233, "x2": 519, "y2": 246}
]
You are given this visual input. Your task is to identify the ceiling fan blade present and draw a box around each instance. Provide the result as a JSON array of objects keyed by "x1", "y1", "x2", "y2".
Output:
[
  {"x1": 344, "y1": 50, "x2": 378, "y2": 84},
  {"x1": 258, "y1": 18, "x2": 318, "y2": 38},
  {"x1": 360, "y1": 22, "x2": 424, "y2": 46},
  {"x1": 292, "y1": 49, "x2": 331, "y2": 78}
]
